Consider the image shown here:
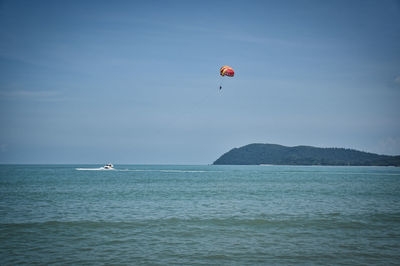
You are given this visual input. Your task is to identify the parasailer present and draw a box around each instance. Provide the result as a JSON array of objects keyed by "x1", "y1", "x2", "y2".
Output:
[{"x1": 219, "y1": 65, "x2": 234, "y2": 90}]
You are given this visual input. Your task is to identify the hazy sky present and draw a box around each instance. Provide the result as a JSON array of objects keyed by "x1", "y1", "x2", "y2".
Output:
[{"x1": 1, "y1": 0, "x2": 400, "y2": 164}]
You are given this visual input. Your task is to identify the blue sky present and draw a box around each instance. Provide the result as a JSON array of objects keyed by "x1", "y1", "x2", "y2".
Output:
[{"x1": 1, "y1": 0, "x2": 400, "y2": 164}]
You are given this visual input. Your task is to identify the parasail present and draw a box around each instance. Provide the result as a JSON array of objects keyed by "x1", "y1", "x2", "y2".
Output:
[
  {"x1": 220, "y1": 65, "x2": 234, "y2": 77},
  {"x1": 219, "y1": 65, "x2": 234, "y2": 90}
]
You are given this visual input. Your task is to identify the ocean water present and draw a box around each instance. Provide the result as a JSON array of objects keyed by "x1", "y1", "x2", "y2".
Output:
[{"x1": 1, "y1": 165, "x2": 400, "y2": 265}]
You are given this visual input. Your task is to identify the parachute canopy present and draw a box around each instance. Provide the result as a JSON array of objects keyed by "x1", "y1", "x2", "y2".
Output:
[{"x1": 220, "y1": 65, "x2": 234, "y2": 77}]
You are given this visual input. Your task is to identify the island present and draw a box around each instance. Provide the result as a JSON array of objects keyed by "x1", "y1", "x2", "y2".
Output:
[{"x1": 213, "y1": 143, "x2": 400, "y2": 166}]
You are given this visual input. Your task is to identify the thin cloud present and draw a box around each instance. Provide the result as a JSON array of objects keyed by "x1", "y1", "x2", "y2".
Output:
[
  {"x1": 0, "y1": 89, "x2": 65, "y2": 102},
  {"x1": 395, "y1": 76, "x2": 400, "y2": 86},
  {"x1": 0, "y1": 144, "x2": 7, "y2": 152},
  {"x1": 377, "y1": 137, "x2": 400, "y2": 155}
]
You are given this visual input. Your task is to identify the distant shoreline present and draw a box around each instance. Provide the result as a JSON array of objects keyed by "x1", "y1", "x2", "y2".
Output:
[
  {"x1": 214, "y1": 143, "x2": 400, "y2": 166},
  {"x1": 258, "y1": 164, "x2": 398, "y2": 167}
]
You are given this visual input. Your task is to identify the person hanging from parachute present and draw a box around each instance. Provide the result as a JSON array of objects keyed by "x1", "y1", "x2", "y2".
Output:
[{"x1": 219, "y1": 65, "x2": 234, "y2": 90}]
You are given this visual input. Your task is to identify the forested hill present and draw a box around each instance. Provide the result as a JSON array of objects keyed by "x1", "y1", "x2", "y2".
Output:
[{"x1": 213, "y1": 143, "x2": 400, "y2": 166}]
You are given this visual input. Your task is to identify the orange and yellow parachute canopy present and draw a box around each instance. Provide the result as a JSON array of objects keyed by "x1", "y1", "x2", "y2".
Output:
[{"x1": 220, "y1": 65, "x2": 234, "y2": 77}]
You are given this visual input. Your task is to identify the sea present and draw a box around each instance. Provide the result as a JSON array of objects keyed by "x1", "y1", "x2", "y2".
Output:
[{"x1": 1, "y1": 164, "x2": 400, "y2": 265}]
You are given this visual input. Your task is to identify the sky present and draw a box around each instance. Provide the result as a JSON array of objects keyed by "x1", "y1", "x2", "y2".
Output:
[{"x1": 0, "y1": 0, "x2": 400, "y2": 164}]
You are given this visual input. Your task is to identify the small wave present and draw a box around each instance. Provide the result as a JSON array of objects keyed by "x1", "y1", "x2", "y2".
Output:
[{"x1": 117, "y1": 169, "x2": 220, "y2": 173}]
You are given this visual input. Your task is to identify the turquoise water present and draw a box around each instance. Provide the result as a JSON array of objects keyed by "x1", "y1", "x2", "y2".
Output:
[{"x1": 1, "y1": 165, "x2": 400, "y2": 265}]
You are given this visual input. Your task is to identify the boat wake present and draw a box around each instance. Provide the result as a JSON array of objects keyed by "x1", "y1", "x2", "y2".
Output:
[
  {"x1": 76, "y1": 168, "x2": 114, "y2": 171},
  {"x1": 76, "y1": 164, "x2": 114, "y2": 171},
  {"x1": 75, "y1": 168, "x2": 220, "y2": 173}
]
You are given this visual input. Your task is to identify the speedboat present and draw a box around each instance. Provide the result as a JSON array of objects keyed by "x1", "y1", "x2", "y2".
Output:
[{"x1": 103, "y1": 164, "x2": 114, "y2": 170}]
